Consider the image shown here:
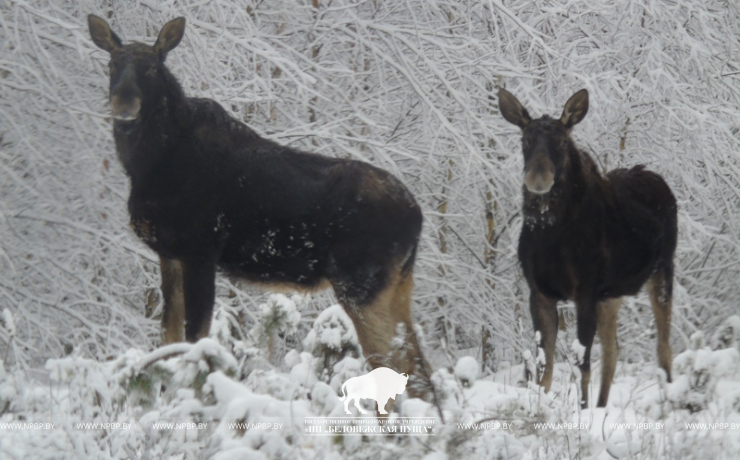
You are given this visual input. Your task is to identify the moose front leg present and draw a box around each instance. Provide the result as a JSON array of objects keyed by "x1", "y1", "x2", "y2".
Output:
[
  {"x1": 529, "y1": 290, "x2": 559, "y2": 392},
  {"x1": 160, "y1": 258, "x2": 185, "y2": 344},
  {"x1": 575, "y1": 295, "x2": 598, "y2": 409},
  {"x1": 181, "y1": 256, "x2": 217, "y2": 342}
]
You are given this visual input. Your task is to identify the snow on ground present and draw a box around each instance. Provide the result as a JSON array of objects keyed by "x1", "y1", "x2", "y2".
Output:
[{"x1": 1, "y1": 300, "x2": 739, "y2": 459}]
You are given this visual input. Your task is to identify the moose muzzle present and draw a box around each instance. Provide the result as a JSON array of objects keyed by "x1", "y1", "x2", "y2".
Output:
[
  {"x1": 110, "y1": 66, "x2": 142, "y2": 121},
  {"x1": 524, "y1": 154, "x2": 555, "y2": 194}
]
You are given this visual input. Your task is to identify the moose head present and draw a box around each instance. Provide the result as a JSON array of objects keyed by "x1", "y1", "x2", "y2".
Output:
[{"x1": 88, "y1": 15, "x2": 186, "y2": 121}]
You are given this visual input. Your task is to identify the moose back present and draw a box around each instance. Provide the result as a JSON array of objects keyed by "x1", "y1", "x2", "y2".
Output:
[{"x1": 88, "y1": 15, "x2": 427, "y2": 378}]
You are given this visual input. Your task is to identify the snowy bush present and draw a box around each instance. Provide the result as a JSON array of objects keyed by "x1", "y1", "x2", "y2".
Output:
[
  {"x1": 454, "y1": 356, "x2": 479, "y2": 388},
  {"x1": 303, "y1": 304, "x2": 362, "y2": 382},
  {"x1": 328, "y1": 356, "x2": 363, "y2": 395},
  {"x1": 249, "y1": 293, "x2": 303, "y2": 364},
  {"x1": 670, "y1": 328, "x2": 740, "y2": 413},
  {"x1": 0, "y1": 323, "x2": 738, "y2": 458}
]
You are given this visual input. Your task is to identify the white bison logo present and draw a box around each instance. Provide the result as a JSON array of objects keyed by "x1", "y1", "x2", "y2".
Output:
[{"x1": 339, "y1": 367, "x2": 409, "y2": 415}]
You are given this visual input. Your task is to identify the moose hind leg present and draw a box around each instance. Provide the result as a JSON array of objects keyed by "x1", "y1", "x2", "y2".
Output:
[
  {"x1": 529, "y1": 291, "x2": 559, "y2": 392},
  {"x1": 181, "y1": 257, "x2": 217, "y2": 342},
  {"x1": 335, "y1": 267, "x2": 427, "y2": 378},
  {"x1": 596, "y1": 297, "x2": 621, "y2": 407},
  {"x1": 160, "y1": 258, "x2": 185, "y2": 344},
  {"x1": 338, "y1": 279, "x2": 395, "y2": 369},
  {"x1": 647, "y1": 270, "x2": 673, "y2": 382},
  {"x1": 387, "y1": 270, "x2": 429, "y2": 377}
]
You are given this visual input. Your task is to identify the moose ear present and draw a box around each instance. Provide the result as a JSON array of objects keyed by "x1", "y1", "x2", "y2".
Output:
[
  {"x1": 88, "y1": 14, "x2": 122, "y2": 53},
  {"x1": 560, "y1": 89, "x2": 589, "y2": 128},
  {"x1": 498, "y1": 88, "x2": 532, "y2": 129},
  {"x1": 154, "y1": 17, "x2": 186, "y2": 58}
]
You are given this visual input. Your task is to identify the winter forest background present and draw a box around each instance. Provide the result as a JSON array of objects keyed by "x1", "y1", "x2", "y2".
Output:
[{"x1": 1, "y1": 0, "x2": 739, "y2": 458}]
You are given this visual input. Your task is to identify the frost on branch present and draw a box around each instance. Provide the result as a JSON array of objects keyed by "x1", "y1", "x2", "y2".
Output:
[
  {"x1": 711, "y1": 316, "x2": 740, "y2": 351},
  {"x1": 1, "y1": 310, "x2": 15, "y2": 338}
]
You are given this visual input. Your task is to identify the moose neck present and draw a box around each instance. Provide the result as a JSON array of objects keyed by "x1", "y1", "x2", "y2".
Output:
[
  {"x1": 113, "y1": 67, "x2": 187, "y2": 182},
  {"x1": 522, "y1": 146, "x2": 593, "y2": 229}
]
